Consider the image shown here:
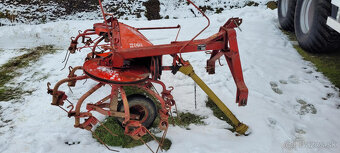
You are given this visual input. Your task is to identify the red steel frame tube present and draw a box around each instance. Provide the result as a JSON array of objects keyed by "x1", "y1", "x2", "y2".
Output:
[{"x1": 75, "y1": 83, "x2": 104, "y2": 127}]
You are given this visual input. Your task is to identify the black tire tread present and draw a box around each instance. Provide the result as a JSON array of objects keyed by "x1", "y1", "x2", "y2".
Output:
[
  {"x1": 295, "y1": 0, "x2": 340, "y2": 53},
  {"x1": 117, "y1": 94, "x2": 157, "y2": 128},
  {"x1": 278, "y1": 0, "x2": 297, "y2": 31}
]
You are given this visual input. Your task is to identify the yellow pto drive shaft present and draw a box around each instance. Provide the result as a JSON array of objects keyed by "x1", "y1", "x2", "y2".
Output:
[{"x1": 179, "y1": 63, "x2": 249, "y2": 135}]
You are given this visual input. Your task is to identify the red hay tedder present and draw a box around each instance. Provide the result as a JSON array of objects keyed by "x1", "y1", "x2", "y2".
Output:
[{"x1": 47, "y1": 0, "x2": 250, "y2": 152}]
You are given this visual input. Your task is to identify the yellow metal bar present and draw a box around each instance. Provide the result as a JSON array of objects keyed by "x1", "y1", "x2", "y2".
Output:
[{"x1": 179, "y1": 64, "x2": 249, "y2": 135}]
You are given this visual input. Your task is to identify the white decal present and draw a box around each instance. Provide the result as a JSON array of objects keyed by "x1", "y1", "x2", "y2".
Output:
[{"x1": 129, "y1": 43, "x2": 143, "y2": 48}]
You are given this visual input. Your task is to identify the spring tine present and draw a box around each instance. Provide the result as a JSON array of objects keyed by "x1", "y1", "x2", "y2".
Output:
[
  {"x1": 174, "y1": 102, "x2": 181, "y2": 121},
  {"x1": 68, "y1": 86, "x2": 74, "y2": 94},
  {"x1": 98, "y1": 121, "x2": 118, "y2": 137},
  {"x1": 140, "y1": 138, "x2": 155, "y2": 153},
  {"x1": 83, "y1": 79, "x2": 88, "y2": 85},
  {"x1": 66, "y1": 99, "x2": 73, "y2": 105},
  {"x1": 156, "y1": 126, "x2": 169, "y2": 153},
  {"x1": 144, "y1": 127, "x2": 162, "y2": 149},
  {"x1": 90, "y1": 129, "x2": 119, "y2": 152},
  {"x1": 60, "y1": 51, "x2": 71, "y2": 71},
  {"x1": 62, "y1": 50, "x2": 69, "y2": 63},
  {"x1": 169, "y1": 109, "x2": 175, "y2": 126},
  {"x1": 151, "y1": 84, "x2": 160, "y2": 95},
  {"x1": 58, "y1": 106, "x2": 69, "y2": 113}
]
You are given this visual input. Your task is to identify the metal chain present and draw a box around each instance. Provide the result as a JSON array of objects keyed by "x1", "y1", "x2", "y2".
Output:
[{"x1": 194, "y1": 82, "x2": 197, "y2": 109}]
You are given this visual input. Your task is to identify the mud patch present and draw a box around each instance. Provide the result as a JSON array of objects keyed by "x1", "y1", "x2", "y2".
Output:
[{"x1": 266, "y1": 1, "x2": 278, "y2": 10}]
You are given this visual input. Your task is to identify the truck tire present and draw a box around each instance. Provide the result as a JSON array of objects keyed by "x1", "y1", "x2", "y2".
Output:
[
  {"x1": 278, "y1": 0, "x2": 297, "y2": 31},
  {"x1": 295, "y1": 0, "x2": 340, "y2": 53}
]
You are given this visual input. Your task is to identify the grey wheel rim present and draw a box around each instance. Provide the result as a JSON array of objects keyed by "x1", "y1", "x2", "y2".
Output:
[
  {"x1": 281, "y1": 0, "x2": 289, "y2": 17},
  {"x1": 300, "y1": 0, "x2": 315, "y2": 34}
]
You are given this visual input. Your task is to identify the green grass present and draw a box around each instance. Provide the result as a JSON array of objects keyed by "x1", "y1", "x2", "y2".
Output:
[
  {"x1": 0, "y1": 45, "x2": 57, "y2": 101},
  {"x1": 94, "y1": 117, "x2": 172, "y2": 150},
  {"x1": 94, "y1": 70, "x2": 206, "y2": 150},
  {"x1": 169, "y1": 112, "x2": 206, "y2": 128},
  {"x1": 94, "y1": 100, "x2": 206, "y2": 150},
  {"x1": 205, "y1": 97, "x2": 235, "y2": 132},
  {"x1": 281, "y1": 30, "x2": 340, "y2": 89},
  {"x1": 294, "y1": 45, "x2": 340, "y2": 89},
  {"x1": 94, "y1": 111, "x2": 206, "y2": 149},
  {"x1": 281, "y1": 29, "x2": 297, "y2": 41}
]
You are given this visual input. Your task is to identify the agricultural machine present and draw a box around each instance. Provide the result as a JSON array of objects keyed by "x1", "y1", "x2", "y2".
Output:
[{"x1": 47, "y1": 0, "x2": 250, "y2": 152}]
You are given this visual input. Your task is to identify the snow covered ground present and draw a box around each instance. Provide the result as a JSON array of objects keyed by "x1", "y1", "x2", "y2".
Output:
[
  {"x1": 1, "y1": 5, "x2": 340, "y2": 153},
  {"x1": 0, "y1": 0, "x2": 272, "y2": 25}
]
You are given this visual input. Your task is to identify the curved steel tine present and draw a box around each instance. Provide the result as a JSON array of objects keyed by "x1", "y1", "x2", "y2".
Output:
[
  {"x1": 47, "y1": 82, "x2": 52, "y2": 90},
  {"x1": 90, "y1": 129, "x2": 120, "y2": 152},
  {"x1": 60, "y1": 52, "x2": 71, "y2": 71},
  {"x1": 62, "y1": 50, "x2": 70, "y2": 63},
  {"x1": 83, "y1": 79, "x2": 88, "y2": 85},
  {"x1": 68, "y1": 86, "x2": 74, "y2": 94}
]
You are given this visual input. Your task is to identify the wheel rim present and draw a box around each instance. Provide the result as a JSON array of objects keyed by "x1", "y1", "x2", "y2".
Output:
[
  {"x1": 300, "y1": 0, "x2": 315, "y2": 34},
  {"x1": 130, "y1": 105, "x2": 149, "y2": 123},
  {"x1": 281, "y1": 0, "x2": 289, "y2": 17}
]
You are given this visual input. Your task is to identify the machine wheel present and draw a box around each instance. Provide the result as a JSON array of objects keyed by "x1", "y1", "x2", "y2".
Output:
[
  {"x1": 118, "y1": 94, "x2": 157, "y2": 128},
  {"x1": 278, "y1": 0, "x2": 297, "y2": 31},
  {"x1": 295, "y1": 0, "x2": 340, "y2": 52}
]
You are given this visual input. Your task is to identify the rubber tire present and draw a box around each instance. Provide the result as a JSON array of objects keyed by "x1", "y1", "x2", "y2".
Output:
[
  {"x1": 278, "y1": 0, "x2": 297, "y2": 31},
  {"x1": 118, "y1": 94, "x2": 157, "y2": 128},
  {"x1": 295, "y1": 0, "x2": 340, "y2": 53}
]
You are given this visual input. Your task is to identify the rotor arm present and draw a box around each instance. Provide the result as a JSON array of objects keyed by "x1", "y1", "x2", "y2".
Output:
[{"x1": 68, "y1": 29, "x2": 96, "y2": 53}]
